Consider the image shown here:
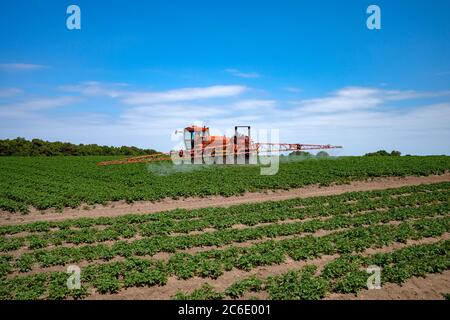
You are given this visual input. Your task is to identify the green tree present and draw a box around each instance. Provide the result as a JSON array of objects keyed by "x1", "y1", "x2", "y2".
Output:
[
  {"x1": 316, "y1": 151, "x2": 330, "y2": 157},
  {"x1": 365, "y1": 150, "x2": 390, "y2": 157},
  {"x1": 289, "y1": 151, "x2": 312, "y2": 157}
]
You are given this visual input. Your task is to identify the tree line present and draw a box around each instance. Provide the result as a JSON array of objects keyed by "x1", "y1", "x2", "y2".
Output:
[{"x1": 0, "y1": 137, "x2": 159, "y2": 156}]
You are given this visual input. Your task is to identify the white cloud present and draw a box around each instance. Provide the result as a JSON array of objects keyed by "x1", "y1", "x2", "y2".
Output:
[
  {"x1": 225, "y1": 68, "x2": 260, "y2": 79},
  {"x1": 292, "y1": 86, "x2": 450, "y2": 114},
  {"x1": 0, "y1": 63, "x2": 47, "y2": 71},
  {"x1": 121, "y1": 104, "x2": 229, "y2": 124},
  {"x1": 60, "y1": 81, "x2": 123, "y2": 98},
  {"x1": 0, "y1": 96, "x2": 79, "y2": 118},
  {"x1": 0, "y1": 88, "x2": 22, "y2": 98},
  {"x1": 384, "y1": 89, "x2": 450, "y2": 100},
  {"x1": 231, "y1": 99, "x2": 276, "y2": 110},
  {"x1": 293, "y1": 87, "x2": 382, "y2": 113},
  {"x1": 61, "y1": 82, "x2": 247, "y2": 105},
  {"x1": 9, "y1": 96, "x2": 79, "y2": 110},
  {"x1": 123, "y1": 85, "x2": 247, "y2": 105}
]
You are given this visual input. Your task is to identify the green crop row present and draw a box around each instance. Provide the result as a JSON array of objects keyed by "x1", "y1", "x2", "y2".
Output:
[
  {"x1": 0, "y1": 219, "x2": 448, "y2": 300},
  {"x1": 1, "y1": 181, "x2": 447, "y2": 236},
  {"x1": 174, "y1": 240, "x2": 450, "y2": 300},
  {"x1": 1, "y1": 182, "x2": 448, "y2": 252},
  {"x1": 1, "y1": 156, "x2": 449, "y2": 213},
  {"x1": 1, "y1": 187, "x2": 448, "y2": 251},
  {"x1": 4, "y1": 202, "x2": 448, "y2": 273}
]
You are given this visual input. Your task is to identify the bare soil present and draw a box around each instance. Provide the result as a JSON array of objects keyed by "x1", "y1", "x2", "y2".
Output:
[{"x1": 1, "y1": 173, "x2": 449, "y2": 226}]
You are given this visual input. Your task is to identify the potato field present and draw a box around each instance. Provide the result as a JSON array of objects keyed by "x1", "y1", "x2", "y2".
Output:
[
  {"x1": 1, "y1": 156, "x2": 449, "y2": 213},
  {"x1": 0, "y1": 178, "x2": 449, "y2": 300}
]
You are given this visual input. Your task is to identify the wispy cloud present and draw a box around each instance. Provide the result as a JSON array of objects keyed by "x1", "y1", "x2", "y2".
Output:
[
  {"x1": 62, "y1": 82, "x2": 247, "y2": 105},
  {"x1": 383, "y1": 89, "x2": 450, "y2": 100},
  {"x1": 12, "y1": 97, "x2": 79, "y2": 110},
  {"x1": 231, "y1": 99, "x2": 276, "y2": 110},
  {"x1": 292, "y1": 87, "x2": 381, "y2": 113},
  {"x1": 0, "y1": 96, "x2": 79, "y2": 117},
  {"x1": 0, "y1": 88, "x2": 22, "y2": 98},
  {"x1": 291, "y1": 86, "x2": 450, "y2": 114},
  {"x1": 225, "y1": 68, "x2": 260, "y2": 79},
  {"x1": 60, "y1": 81, "x2": 123, "y2": 98},
  {"x1": 0, "y1": 63, "x2": 47, "y2": 71},
  {"x1": 124, "y1": 85, "x2": 247, "y2": 105}
]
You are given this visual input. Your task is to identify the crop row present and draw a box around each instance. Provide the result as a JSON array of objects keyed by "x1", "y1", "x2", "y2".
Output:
[
  {"x1": 174, "y1": 240, "x2": 450, "y2": 300},
  {"x1": 1, "y1": 181, "x2": 448, "y2": 237},
  {"x1": 1, "y1": 156, "x2": 449, "y2": 212},
  {"x1": 1, "y1": 186, "x2": 448, "y2": 252},
  {"x1": 2, "y1": 202, "x2": 448, "y2": 273},
  {"x1": 0, "y1": 181, "x2": 448, "y2": 239},
  {"x1": 0, "y1": 216, "x2": 448, "y2": 299}
]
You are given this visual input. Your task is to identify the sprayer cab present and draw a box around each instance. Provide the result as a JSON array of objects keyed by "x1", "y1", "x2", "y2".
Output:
[{"x1": 183, "y1": 125, "x2": 211, "y2": 150}]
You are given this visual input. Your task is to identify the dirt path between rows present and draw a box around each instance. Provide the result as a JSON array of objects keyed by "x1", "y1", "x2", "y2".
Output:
[{"x1": 1, "y1": 173, "x2": 450, "y2": 226}]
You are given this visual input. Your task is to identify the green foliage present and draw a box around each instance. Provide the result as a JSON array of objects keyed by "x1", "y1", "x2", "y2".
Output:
[
  {"x1": 266, "y1": 266, "x2": 329, "y2": 300},
  {"x1": 333, "y1": 270, "x2": 368, "y2": 294},
  {"x1": 288, "y1": 151, "x2": 313, "y2": 157},
  {"x1": 224, "y1": 276, "x2": 263, "y2": 299},
  {"x1": 0, "y1": 137, "x2": 158, "y2": 156},
  {"x1": 1, "y1": 155, "x2": 449, "y2": 213},
  {"x1": 185, "y1": 240, "x2": 450, "y2": 300},
  {"x1": 316, "y1": 151, "x2": 330, "y2": 157},
  {"x1": 173, "y1": 284, "x2": 224, "y2": 300},
  {"x1": 0, "y1": 182, "x2": 449, "y2": 300},
  {"x1": 365, "y1": 150, "x2": 402, "y2": 156}
]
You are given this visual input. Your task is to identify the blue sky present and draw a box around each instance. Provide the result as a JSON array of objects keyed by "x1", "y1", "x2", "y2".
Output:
[{"x1": 0, "y1": 0, "x2": 449, "y2": 155}]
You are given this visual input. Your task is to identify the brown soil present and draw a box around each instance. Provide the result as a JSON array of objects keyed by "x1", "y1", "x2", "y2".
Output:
[{"x1": 1, "y1": 173, "x2": 449, "y2": 226}]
